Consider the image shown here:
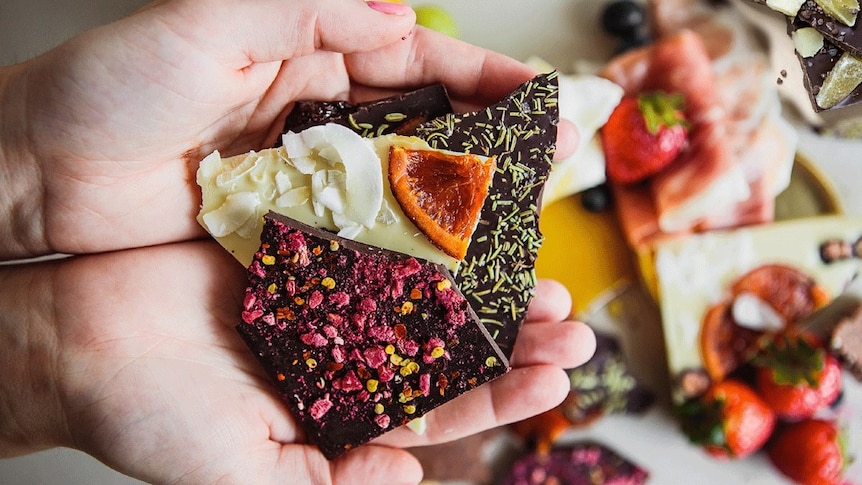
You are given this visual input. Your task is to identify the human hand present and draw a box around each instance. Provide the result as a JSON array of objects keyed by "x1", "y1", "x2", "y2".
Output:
[
  {"x1": 0, "y1": 242, "x2": 594, "y2": 484},
  {"x1": 0, "y1": 0, "x2": 577, "y2": 260}
]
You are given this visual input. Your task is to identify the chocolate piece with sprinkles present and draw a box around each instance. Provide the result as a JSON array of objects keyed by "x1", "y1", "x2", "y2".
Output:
[
  {"x1": 237, "y1": 211, "x2": 509, "y2": 459},
  {"x1": 415, "y1": 72, "x2": 560, "y2": 357},
  {"x1": 280, "y1": 84, "x2": 454, "y2": 141}
]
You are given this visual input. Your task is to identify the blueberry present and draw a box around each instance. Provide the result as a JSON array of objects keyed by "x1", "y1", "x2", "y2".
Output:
[
  {"x1": 581, "y1": 184, "x2": 612, "y2": 213},
  {"x1": 601, "y1": 0, "x2": 647, "y2": 39}
]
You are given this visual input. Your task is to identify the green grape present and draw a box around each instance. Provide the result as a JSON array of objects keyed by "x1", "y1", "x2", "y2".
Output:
[{"x1": 414, "y1": 5, "x2": 459, "y2": 38}]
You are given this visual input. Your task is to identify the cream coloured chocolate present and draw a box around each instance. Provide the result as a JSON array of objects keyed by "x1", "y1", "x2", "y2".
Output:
[{"x1": 197, "y1": 123, "x2": 490, "y2": 268}]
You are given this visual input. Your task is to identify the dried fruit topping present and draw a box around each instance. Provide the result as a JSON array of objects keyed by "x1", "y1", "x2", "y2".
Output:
[
  {"x1": 677, "y1": 380, "x2": 776, "y2": 459},
  {"x1": 768, "y1": 419, "x2": 849, "y2": 485},
  {"x1": 754, "y1": 333, "x2": 843, "y2": 420},
  {"x1": 816, "y1": 51, "x2": 862, "y2": 110},
  {"x1": 700, "y1": 302, "x2": 764, "y2": 382},
  {"x1": 601, "y1": 92, "x2": 689, "y2": 184},
  {"x1": 814, "y1": 0, "x2": 860, "y2": 27},
  {"x1": 730, "y1": 264, "x2": 830, "y2": 325},
  {"x1": 388, "y1": 145, "x2": 495, "y2": 260}
]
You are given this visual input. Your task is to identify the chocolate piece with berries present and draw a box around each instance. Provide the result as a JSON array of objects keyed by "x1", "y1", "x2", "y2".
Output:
[{"x1": 236, "y1": 212, "x2": 509, "y2": 459}]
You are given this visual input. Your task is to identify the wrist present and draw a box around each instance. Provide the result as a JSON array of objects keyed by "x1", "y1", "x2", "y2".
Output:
[
  {"x1": 0, "y1": 262, "x2": 70, "y2": 456},
  {"x1": 0, "y1": 64, "x2": 48, "y2": 260}
]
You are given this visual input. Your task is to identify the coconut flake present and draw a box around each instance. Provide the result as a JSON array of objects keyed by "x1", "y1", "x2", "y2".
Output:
[
  {"x1": 274, "y1": 171, "x2": 293, "y2": 194},
  {"x1": 201, "y1": 192, "x2": 260, "y2": 238},
  {"x1": 282, "y1": 131, "x2": 312, "y2": 158},
  {"x1": 275, "y1": 187, "x2": 311, "y2": 208},
  {"x1": 732, "y1": 291, "x2": 785, "y2": 331},
  {"x1": 216, "y1": 152, "x2": 259, "y2": 187}
]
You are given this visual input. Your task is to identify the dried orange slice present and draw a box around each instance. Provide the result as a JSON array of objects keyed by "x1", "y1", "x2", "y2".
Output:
[
  {"x1": 700, "y1": 302, "x2": 763, "y2": 382},
  {"x1": 388, "y1": 145, "x2": 495, "y2": 259},
  {"x1": 730, "y1": 264, "x2": 830, "y2": 326}
]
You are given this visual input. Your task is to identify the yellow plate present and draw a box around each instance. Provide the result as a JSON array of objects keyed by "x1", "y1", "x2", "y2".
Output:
[{"x1": 535, "y1": 154, "x2": 843, "y2": 315}]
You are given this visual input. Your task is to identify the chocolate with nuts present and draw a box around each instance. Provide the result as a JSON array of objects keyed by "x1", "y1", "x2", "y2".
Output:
[{"x1": 237, "y1": 212, "x2": 509, "y2": 459}]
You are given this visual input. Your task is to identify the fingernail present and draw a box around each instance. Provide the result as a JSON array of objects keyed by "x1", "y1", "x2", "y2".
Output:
[{"x1": 366, "y1": 1, "x2": 413, "y2": 15}]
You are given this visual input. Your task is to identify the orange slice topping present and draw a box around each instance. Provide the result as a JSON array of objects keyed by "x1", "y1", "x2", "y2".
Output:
[
  {"x1": 388, "y1": 146, "x2": 495, "y2": 260},
  {"x1": 700, "y1": 302, "x2": 764, "y2": 382}
]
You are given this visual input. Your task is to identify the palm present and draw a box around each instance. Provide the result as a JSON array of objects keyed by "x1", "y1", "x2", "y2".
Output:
[
  {"x1": 45, "y1": 241, "x2": 592, "y2": 484},
  {"x1": 26, "y1": 6, "x2": 354, "y2": 254}
]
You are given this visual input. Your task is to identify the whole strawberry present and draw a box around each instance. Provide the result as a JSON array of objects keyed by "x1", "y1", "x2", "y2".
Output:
[
  {"x1": 754, "y1": 333, "x2": 842, "y2": 420},
  {"x1": 601, "y1": 91, "x2": 689, "y2": 184},
  {"x1": 768, "y1": 419, "x2": 848, "y2": 485},
  {"x1": 677, "y1": 379, "x2": 776, "y2": 459}
]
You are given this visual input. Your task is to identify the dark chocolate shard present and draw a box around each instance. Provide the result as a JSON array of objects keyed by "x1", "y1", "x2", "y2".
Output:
[
  {"x1": 237, "y1": 211, "x2": 509, "y2": 459},
  {"x1": 562, "y1": 331, "x2": 654, "y2": 423},
  {"x1": 497, "y1": 442, "x2": 649, "y2": 485},
  {"x1": 281, "y1": 84, "x2": 453, "y2": 139},
  {"x1": 796, "y1": 0, "x2": 862, "y2": 58},
  {"x1": 789, "y1": 18, "x2": 862, "y2": 111},
  {"x1": 416, "y1": 72, "x2": 560, "y2": 357}
]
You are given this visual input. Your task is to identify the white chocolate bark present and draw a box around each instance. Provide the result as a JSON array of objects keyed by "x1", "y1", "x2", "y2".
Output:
[{"x1": 197, "y1": 123, "x2": 464, "y2": 268}]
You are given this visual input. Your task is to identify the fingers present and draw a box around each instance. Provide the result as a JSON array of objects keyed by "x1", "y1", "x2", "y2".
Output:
[
  {"x1": 554, "y1": 118, "x2": 580, "y2": 161},
  {"x1": 510, "y1": 319, "x2": 596, "y2": 369},
  {"x1": 329, "y1": 445, "x2": 423, "y2": 485},
  {"x1": 346, "y1": 26, "x2": 539, "y2": 107},
  {"x1": 164, "y1": 0, "x2": 416, "y2": 66},
  {"x1": 373, "y1": 364, "x2": 569, "y2": 449},
  {"x1": 527, "y1": 279, "x2": 574, "y2": 323}
]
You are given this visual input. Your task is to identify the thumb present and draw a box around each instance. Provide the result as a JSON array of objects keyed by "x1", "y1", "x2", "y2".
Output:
[{"x1": 164, "y1": 0, "x2": 416, "y2": 65}]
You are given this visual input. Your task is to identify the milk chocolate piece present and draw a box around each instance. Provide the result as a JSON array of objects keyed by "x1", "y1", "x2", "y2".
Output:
[
  {"x1": 237, "y1": 212, "x2": 509, "y2": 459},
  {"x1": 497, "y1": 442, "x2": 649, "y2": 485},
  {"x1": 281, "y1": 84, "x2": 453, "y2": 138},
  {"x1": 416, "y1": 73, "x2": 560, "y2": 357}
]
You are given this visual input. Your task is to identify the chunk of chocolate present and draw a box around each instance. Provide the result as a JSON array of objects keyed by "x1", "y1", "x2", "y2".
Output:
[
  {"x1": 237, "y1": 211, "x2": 509, "y2": 459},
  {"x1": 497, "y1": 442, "x2": 649, "y2": 485},
  {"x1": 796, "y1": 0, "x2": 862, "y2": 58},
  {"x1": 416, "y1": 73, "x2": 560, "y2": 357},
  {"x1": 790, "y1": 19, "x2": 862, "y2": 111},
  {"x1": 562, "y1": 331, "x2": 654, "y2": 423},
  {"x1": 281, "y1": 84, "x2": 453, "y2": 139}
]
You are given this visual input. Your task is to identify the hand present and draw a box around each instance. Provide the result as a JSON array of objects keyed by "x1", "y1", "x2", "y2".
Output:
[
  {"x1": 0, "y1": 0, "x2": 578, "y2": 260},
  {"x1": 0, "y1": 242, "x2": 594, "y2": 484}
]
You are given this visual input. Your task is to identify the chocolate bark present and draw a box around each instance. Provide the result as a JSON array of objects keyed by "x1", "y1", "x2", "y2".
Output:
[
  {"x1": 416, "y1": 73, "x2": 560, "y2": 357},
  {"x1": 275, "y1": 74, "x2": 560, "y2": 358},
  {"x1": 281, "y1": 84, "x2": 453, "y2": 139},
  {"x1": 796, "y1": 0, "x2": 862, "y2": 57},
  {"x1": 237, "y1": 211, "x2": 509, "y2": 459},
  {"x1": 790, "y1": 19, "x2": 862, "y2": 111},
  {"x1": 497, "y1": 442, "x2": 649, "y2": 485}
]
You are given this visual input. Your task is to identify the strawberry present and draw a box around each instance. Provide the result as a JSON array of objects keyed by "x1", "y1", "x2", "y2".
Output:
[
  {"x1": 754, "y1": 333, "x2": 842, "y2": 420},
  {"x1": 677, "y1": 379, "x2": 776, "y2": 458},
  {"x1": 768, "y1": 419, "x2": 848, "y2": 485},
  {"x1": 601, "y1": 91, "x2": 689, "y2": 184}
]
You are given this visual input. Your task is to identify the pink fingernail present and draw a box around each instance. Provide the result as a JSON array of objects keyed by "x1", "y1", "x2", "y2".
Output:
[{"x1": 367, "y1": 1, "x2": 413, "y2": 15}]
